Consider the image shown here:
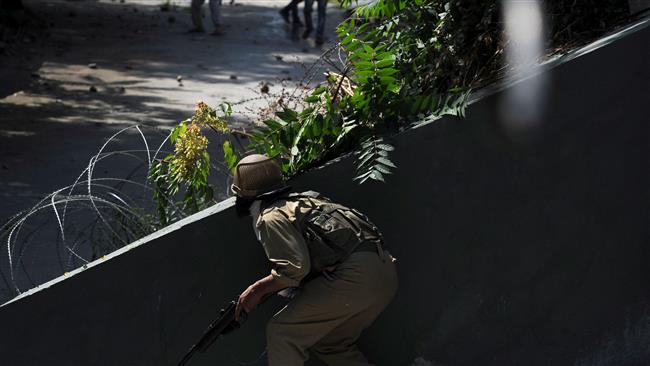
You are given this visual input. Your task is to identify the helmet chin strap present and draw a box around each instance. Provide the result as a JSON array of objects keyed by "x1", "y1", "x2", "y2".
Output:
[{"x1": 249, "y1": 200, "x2": 262, "y2": 220}]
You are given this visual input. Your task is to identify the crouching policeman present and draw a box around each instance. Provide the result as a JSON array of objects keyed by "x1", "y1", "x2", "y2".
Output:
[{"x1": 231, "y1": 154, "x2": 398, "y2": 366}]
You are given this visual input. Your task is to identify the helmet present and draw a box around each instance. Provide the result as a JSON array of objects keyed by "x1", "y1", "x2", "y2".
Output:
[{"x1": 231, "y1": 154, "x2": 287, "y2": 199}]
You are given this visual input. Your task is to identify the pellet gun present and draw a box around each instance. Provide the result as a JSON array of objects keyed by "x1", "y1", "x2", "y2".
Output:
[{"x1": 177, "y1": 299, "x2": 247, "y2": 366}]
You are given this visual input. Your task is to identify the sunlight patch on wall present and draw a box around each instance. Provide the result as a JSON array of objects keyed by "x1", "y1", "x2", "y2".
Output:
[{"x1": 499, "y1": 0, "x2": 548, "y2": 143}]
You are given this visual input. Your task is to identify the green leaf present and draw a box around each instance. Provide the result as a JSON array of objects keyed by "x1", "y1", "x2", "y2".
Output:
[
  {"x1": 373, "y1": 164, "x2": 392, "y2": 174},
  {"x1": 170, "y1": 122, "x2": 186, "y2": 143},
  {"x1": 341, "y1": 33, "x2": 355, "y2": 45},
  {"x1": 356, "y1": 70, "x2": 374, "y2": 78},
  {"x1": 377, "y1": 68, "x2": 399, "y2": 76},
  {"x1": 304, "y1": 95, "x2": 320, "y2": 103},
  {"x1": 219, "y1": 102, "x2": 232, "y2": 117},
  {"x1": 222, "y1": 140, "x2": 238, "y2": 172},
  {"x1": 263, "y1": 119, "x2": 285, "y2": 130},
  {"x1": 275, "y1": 109, "x2": 298, "y2": 123},
  {"x1": 311, "y1": 119, "x2": 322, "y2": 136},
  {"x1": 357, "y1": 51, "x2": 374, "y2": 61},
  {"x1": 353, "y1": 170, "x2": 373, "y2": 181},
  {"x1": 376, "y1": 157, "x2": 397, "y2": 168},
  {"x1": 355, "y1": 61, "x2": 374, "y2": 69},
  {"x1": 376, "y1": 143, "x2": 395, "y2": 151},
  {"x1": 357, "y1": 152, "x2": 376, "y2": 169},
  {"x1": 312, "y1": 86, "x2": 328, "y2": 95},
  {"x1": 376, "y1": 52, "x2": 394, "y2": 61},
  {"x1": 300, "y1": 107, "x2": 315, "y2": 117},
  {"x1": 370, "y1": 171, "x2": 385, "y2": 182},
  {"x1": 379, "y1": 76, "x2": 396, "y2": 85},
  {"x1": 375, "y1": 59, "x2": 394, "y2": 68}
]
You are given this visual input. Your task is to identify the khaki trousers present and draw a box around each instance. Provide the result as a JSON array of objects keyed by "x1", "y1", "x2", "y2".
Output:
[{"x1": 267, "y1": 251, "x2": 398, "y2": 366}]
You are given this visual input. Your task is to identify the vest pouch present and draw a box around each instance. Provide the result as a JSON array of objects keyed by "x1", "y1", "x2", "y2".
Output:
[{"x1": 305, "y1": 210, "x2": 358, "y2": 272}]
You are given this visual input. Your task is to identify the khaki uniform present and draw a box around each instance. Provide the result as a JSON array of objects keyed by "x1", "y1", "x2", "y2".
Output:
[{"x1": 251, "y1": 195, "x2": 398, "y2": 366}]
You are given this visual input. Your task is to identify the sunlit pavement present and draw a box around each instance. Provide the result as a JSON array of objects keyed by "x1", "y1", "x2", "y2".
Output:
[{"x1": 0, "y1": 0, "x2": 344, "y2": 222}]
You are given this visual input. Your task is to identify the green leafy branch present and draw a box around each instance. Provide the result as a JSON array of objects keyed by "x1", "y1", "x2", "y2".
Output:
[
  {"x1": 147, "y1": 102, "x2": 232, "y2": 226},
  {"x1": 354, "y1": 136, "x2": 396, "y2": 184}
]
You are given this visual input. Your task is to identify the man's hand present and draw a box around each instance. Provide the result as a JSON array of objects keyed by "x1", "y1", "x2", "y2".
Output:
[
  {"x1": 235, "y1": 284, "x2": 263, "y2": 321},
  {"x1": 235, "y1": 274, "x2": 289, "y2": 321}
]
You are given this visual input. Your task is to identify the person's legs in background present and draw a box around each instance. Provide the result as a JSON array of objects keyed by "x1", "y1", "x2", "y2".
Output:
[
  {"x1": 280, "y1": 0, "x2": 303, "y2": 26},
  {"x1": 190, "y1": 0, "x2": 205, "y2": 32},
  {"x1": 291, "y1": 0, "x2": 303, "y2": 26},
  {"x1": 303, "y1": 0, "x2": 327, "y2": 45},
  {"x1": 314, "y1": 0, "x2": 327, "y2": 45},
  {"x1": 302, "y1": 0, "x2": 314, "y2": 39},
  {"x1": 208, "y1": 0, "x2": 224, "y2": 35}
]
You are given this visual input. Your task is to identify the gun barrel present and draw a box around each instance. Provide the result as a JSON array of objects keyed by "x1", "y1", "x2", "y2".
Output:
[
  {"x1": 177, "y1": 300, "x2": 245, "y2": 366},
  {"x1": 177, "y1": 293, "x2": 275, "y2": 366},
  {"x1": 177, "y1": 346, "x2": 198, "y2": 366}
]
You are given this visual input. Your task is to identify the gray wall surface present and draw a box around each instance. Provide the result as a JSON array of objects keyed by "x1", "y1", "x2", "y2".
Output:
[
  {"x1": 629, "y1": 0, "x2": 650, "y2": 14},
  {"x1": 0, "y1": 20, "x2": 648, "y2": 366}
]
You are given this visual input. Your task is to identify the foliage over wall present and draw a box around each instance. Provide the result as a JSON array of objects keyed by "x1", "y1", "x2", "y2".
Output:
[{"x1": 147, "y1": 0, "x2": 633, "y2": 227}]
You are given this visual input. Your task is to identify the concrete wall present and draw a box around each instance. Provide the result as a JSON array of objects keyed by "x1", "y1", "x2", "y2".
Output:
[
  {"x1": 629, "y1": 0, "x2": 650, "y2": 14},
  {"x1": 0, "y1": 19, "x2": 648, "y2": 366}
]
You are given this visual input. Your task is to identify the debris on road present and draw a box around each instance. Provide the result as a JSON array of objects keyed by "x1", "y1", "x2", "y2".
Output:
[{"x1": 260, "y1": 82, "x2": 270, "y2": 94}]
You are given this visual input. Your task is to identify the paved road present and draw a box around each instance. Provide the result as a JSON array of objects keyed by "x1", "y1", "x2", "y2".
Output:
[{"x1": 0, "y1": 0, "x2": 343, "y2": 219}]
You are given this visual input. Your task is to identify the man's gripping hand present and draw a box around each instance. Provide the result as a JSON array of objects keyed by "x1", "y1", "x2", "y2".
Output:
[
  {"x1": 236, "y1": 284, "x2": 263, "y2": 321},
  {"x1": 235, "y1": 274, "x2": 290, "y2": 321}
]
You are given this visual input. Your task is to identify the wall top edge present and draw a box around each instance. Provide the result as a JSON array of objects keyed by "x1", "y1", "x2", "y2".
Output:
[{"x1": 1, "y1": 197, "x2": 236, "y2": 308}]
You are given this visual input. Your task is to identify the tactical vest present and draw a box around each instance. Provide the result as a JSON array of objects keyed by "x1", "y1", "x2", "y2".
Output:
[{"x1": 262, "y1": 191, "x2": 383, "y2": 274}]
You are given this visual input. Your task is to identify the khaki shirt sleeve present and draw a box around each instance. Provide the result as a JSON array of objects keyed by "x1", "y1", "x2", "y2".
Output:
[{"x1": 257, "y1": 210, "x2": 311, "y2": 288}]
